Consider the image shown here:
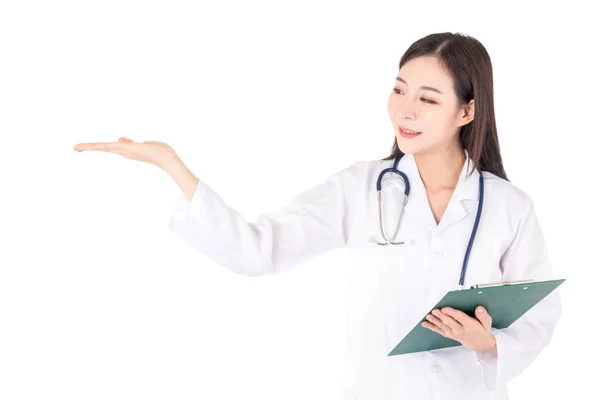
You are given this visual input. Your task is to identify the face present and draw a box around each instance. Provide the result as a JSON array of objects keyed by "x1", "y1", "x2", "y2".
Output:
[{"x1": 388, "y1": 55, "x2": 474, "y2": 156}]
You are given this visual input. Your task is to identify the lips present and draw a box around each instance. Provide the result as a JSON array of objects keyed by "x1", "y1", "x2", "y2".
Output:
[
  {"x1": 398, "y1": 127, "x2": 422, "y2": 136},
  {"x1": 399, "y1": 127, "x2": 420, "y2": 134}
]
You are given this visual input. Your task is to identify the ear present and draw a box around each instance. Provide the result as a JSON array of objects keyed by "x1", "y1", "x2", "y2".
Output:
[{"x1": 458, "y1": 99, "x2": 475, "y2": 127}]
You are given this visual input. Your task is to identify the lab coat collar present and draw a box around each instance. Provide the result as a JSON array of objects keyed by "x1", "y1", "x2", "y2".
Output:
[{"x1": 399, "y1": 149, "x2": 481, "y2": 236}]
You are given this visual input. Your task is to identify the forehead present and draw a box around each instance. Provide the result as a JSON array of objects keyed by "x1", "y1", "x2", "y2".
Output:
[{"x1": 396, "y1": 56, "x2": 453, "y2": 91}]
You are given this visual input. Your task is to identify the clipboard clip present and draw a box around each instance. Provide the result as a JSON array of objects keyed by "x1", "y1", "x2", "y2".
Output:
[{"x1": 470, "y1": 279, "x2": 534, "y2": 289}]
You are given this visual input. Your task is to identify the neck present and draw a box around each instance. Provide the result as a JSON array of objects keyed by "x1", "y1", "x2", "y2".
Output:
[{"x1": 413, "y1": 146, "x2": 465, "y2": 193}]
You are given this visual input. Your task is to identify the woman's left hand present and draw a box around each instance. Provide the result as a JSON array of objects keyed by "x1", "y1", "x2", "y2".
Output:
[{"x1": 422, "y1": 306, "x2": 497, "y2": 355}]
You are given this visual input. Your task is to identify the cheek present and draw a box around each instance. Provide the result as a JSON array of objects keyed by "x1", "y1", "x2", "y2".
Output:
[
  {"x1": 419, "y1": 108, "x2": 438, "y2": 124},
  {"x1": 415, "y1": 110, "x2": 439, "y2": 137},
  {"x1": 387, "y1": 97, "x2": 397, "y2": 115},
  {"x1": 421, "y1": 110, "x2": 455, "y2": 135}
]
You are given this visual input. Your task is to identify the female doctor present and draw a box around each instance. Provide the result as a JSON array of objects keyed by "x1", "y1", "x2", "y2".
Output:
[{"x1": 73, "y1": 32, "x2": 563, "y2": 399}]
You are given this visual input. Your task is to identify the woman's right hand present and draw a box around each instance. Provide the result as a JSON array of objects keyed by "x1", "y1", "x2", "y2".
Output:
[{"x1": 73, "y1": 137, "x2": 178, "y2": 170}]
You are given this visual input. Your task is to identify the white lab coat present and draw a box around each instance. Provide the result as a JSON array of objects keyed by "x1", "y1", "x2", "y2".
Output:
[{"x1": 168, "y1": 151, "x2": 563, "y2": 400}]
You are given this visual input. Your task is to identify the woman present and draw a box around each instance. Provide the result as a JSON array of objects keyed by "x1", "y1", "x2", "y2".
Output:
[{"x1": 73, "y1": 32, "x2": 563, "y2": 399}]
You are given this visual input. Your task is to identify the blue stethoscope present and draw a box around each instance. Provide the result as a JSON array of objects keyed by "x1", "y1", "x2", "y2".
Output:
[{"x1": 369, "y1": 154, "x2": 484, "y2": 288}]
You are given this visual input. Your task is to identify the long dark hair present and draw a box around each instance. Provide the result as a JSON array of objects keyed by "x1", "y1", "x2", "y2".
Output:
[{"x1": 383, "y1": 32, "x2": 508, "y2": 181}]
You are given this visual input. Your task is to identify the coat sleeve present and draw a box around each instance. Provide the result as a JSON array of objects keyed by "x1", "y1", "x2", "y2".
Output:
[
  {"x1": 167, "y1": 160, "x2": 366, "y2": 277},
  {"x1": 475, "y1": 196, "x2": 564, "y2": 391}
]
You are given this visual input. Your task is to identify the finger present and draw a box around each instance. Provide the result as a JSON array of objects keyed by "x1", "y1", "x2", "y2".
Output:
[
  {"x1": 425, "y1": 313, "x2": 452, "y2": 335},
  {"x1": 422, "y1": 321, "x2": 448, "y2": 337},
  {"x1": 441, "y1": 307, "x2": 472, "y2": 326},
  {"x1": 432, "y1": 309, "x2": 463, "y2": 335},
  {"x1": 475, "y1": 306, "x2": 493, "y2": 330},
  {"x1": 118, "y1": 137, "x2": 134, "y2": 143},
  {"x1": 75, "y1": 142, "x2": 133, "y2": 153},
  {"x1": 73, "y1": 142, "x2": 122, "y2": 152}
]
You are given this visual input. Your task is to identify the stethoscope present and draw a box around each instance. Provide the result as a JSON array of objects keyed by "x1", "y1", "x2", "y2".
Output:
[{"x1": 368, "y1": 154, "x2": 484, "y2": 288}]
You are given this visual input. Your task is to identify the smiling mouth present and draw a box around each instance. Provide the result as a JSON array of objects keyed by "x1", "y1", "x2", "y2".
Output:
[{"x1": 398, "y1": 127, "x2": 422, "y2": 136}]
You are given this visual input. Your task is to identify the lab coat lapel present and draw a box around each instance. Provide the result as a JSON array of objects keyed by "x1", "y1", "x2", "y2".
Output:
[
  {"x1": 400, "y1": 150, "x2": 481, "y2": 237},
  {"x1": 434, "y1": 152, "x2": 481, "y2": 236},
  {"x1": 398, "y1": 154, "x2": 438, "y2": 233}
]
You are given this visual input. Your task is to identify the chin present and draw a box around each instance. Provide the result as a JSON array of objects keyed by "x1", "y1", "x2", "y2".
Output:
[
  {"x1": 399, "y1": 148, "x2": 416, "y2": 155},
  {"x1": 396, "y1": 138, "x2": 419, "y2": 155}
]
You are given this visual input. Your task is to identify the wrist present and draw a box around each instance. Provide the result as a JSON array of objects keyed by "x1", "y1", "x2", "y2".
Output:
[
  {"x1": 160, "y1": 152, "x2": 182, "y2": 172},
  {"x1": 162, "y1": 153, "x2": 200, "y2": 202},
  {"x1": 485, "y1": 333, "x2": 498, "y2": 356}
]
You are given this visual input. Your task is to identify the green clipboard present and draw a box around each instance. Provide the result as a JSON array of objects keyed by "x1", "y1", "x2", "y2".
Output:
[{"x1": 387, "y1": 278, "x2": 566, "y2": 356}]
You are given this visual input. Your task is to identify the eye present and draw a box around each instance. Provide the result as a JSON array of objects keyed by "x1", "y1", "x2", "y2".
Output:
[{"x1": 392, "y1": 88, "x2": 437, "y2": 104}]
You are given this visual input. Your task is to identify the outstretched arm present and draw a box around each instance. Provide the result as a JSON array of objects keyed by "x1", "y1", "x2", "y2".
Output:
[{"x1": 166, "y1": 156, "x2": 366, "y2": 277}]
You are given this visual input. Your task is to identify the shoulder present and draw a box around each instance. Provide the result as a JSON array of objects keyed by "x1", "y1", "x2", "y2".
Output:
[
  {"x1": 329, "y1": 158, "x2": 390, "y2": 198},
  {"x1": 318, "y1": 159, "x2": 368, "y2": 194},
  {"x1": 334, "y1": 158, "x2": 398, "y2": 183},
  {"x1": 333, "y1": 159, "x2": 368, "y2": 182},
  {"x1": 481, "y1": 170, "x2": 534, "y2": 219},
  {"x1": 361, "y1": 158, "x2": 395, "y2": 179}
]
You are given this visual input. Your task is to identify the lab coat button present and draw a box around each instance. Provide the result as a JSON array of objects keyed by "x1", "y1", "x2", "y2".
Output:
[
  {"x1": 432, "y1": 250, "x2": 444, "y2": 259},
  {"x1": 432, "y1": 363, "x2": 442, "y2": 373}
]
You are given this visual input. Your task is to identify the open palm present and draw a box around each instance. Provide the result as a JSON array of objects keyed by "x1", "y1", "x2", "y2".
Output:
[{"x1": 73, "y1": 137, "x2": 177, "y2": 169}]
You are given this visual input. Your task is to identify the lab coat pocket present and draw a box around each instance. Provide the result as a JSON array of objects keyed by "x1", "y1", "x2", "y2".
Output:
[
  {"x1": 461, "y1": 226, "x2": 506, "y2": 288},
  {"x1": 370, "y1": 235, "x2": 426, "y2": 354},
  {"x1": 355, "y1": 202, "x2": 424, "y2": 298}
]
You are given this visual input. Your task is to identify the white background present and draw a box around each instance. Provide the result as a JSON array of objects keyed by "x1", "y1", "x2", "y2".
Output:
[{"x1": 1, "y1": 1, "x2": 598, "y2": 399}]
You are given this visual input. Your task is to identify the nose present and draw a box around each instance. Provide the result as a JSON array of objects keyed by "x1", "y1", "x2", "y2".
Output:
[
  {"x1": 396, "y1": 111, "x2": 416, "y2": 125},
  {"x1": 392, "y1": 96, "x2": 418, "y2": 122}
]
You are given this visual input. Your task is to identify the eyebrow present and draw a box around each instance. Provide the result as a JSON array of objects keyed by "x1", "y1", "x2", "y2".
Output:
[{"x1": 395, "y1": 77, "x2": 443, "y2": 94}]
